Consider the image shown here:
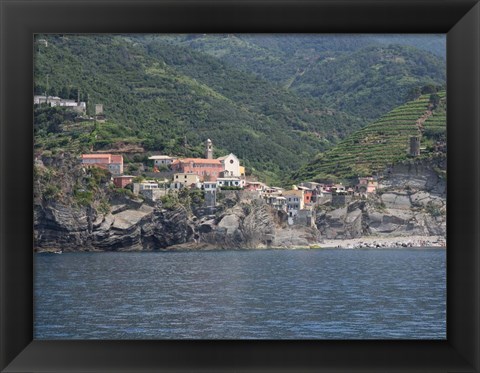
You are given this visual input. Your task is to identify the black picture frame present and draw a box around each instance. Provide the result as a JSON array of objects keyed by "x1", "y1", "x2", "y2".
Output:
[{"x1": 1, "y1": 0, "x2": 479, "y2": 372}]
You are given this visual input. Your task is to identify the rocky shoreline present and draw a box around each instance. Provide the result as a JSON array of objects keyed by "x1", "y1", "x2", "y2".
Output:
[
  {"x1": 36, "y1": 234, "x2": 446, "y2": 253},
  {"x1": 321, "y1": 235, "x2": 446, "y2": 249}
]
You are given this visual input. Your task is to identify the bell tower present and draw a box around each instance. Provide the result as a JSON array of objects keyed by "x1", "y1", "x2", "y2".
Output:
[{"x1": 205, "y1": 138, "x2": 213, "y2": 159}]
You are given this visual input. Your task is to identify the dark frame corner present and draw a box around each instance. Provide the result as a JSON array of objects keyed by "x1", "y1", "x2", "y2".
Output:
[{"x1": 1, "y1": 1, "x2": 479, "y2": 372}]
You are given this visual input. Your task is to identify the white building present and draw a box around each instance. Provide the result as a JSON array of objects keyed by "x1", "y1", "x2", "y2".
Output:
[
  {"x1": 202, "y1": 181, "x2": 217, "y2": 193},
  {"x1": 283, "y1": 190, "x2": 305, "y2": 218},
  {"x1": 264, "y1": 195, "x2": 287, "y2": 212},
  {"x1": 34, "y1": 95, "x2": 86, "y2": 114},
  {"x1": 149, "y1": 155, "x2": 178, "y2": 167},
  {"x1": 216, "y1": 177, "x2": 244, "y2": 189},
  {"x1": 133, "y1": 181, "x2": 160, "y2": 195},
  {"x1": 217, "y1": 153, "x2": 241, "y2": 177}
]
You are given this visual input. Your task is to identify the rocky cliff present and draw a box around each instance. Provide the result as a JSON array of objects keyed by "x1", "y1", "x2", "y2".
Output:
[
  {"x1": 315, "y1": 158, "x2": 446, "y2": 240},
  {"x1": 34, "y1": 190, "x2": 321, "y2": 252}
]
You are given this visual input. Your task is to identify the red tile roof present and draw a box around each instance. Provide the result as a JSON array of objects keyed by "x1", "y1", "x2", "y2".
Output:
[
  {"x1": 82, "y1": 154, "x2": 111, "y2": 159},
  {"x1": 111, "y1": 155, "x2": 123, "y2": 163},
  {"x1": 175, "y1": 158, "x2": 222, "y2": 165}
]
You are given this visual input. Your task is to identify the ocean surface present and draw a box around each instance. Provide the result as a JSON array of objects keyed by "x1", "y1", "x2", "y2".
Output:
[{"x1": 34, "y1": 248, "x2": 446, "y2": 340}]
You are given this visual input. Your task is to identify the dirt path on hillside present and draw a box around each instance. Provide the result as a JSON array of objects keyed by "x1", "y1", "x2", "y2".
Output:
[{"x1": 416, "y1": 109, "x2": 433, "y2": 131}]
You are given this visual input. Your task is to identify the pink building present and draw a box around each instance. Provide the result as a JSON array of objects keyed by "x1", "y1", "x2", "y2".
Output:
[
  {"x1": 81, "y1": 154, "x2": 124, "y2": 175},
  {"x1": 245, "y1": 181, "x2": 266, "y2": 192},
  {"x1": 171, "y1": 158, "x2": 223, "y2": 182}
]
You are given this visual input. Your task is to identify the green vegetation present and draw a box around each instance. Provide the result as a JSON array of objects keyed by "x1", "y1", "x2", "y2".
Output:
[
  {"x1": 34, "y1": 34, "x2": 445, "y2": 186},
  {"x1": 34, "y1": 34, "x2": 363, "y2": 183},
  {"x1": 159, "y1": 189, "x2": 204, "y2": 210},
  {"x1": 162, "y1": 35, "x2": 445, "y2": 121},
  {"x1": 290, "y1": 45, "x2": 445, "y2": 120},
  {"x1": 72, "y1": 167, "x2": 111, "y2": 207},
  {"x1": 293, "y1": 92, "x2": 447, "y2": 182}
]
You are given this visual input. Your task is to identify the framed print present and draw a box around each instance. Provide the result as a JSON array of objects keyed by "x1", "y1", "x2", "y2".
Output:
[{"x1": 1, "y1": 0, "x2": 479, "y2": 372}]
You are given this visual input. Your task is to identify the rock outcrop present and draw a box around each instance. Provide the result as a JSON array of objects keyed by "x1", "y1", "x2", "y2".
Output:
[
  {"x1": 315, "y1": 159, "x2": 446, "y2": 239},
  {"x1": 34, "y1": 191, "x2": 320, "y2": 252}
]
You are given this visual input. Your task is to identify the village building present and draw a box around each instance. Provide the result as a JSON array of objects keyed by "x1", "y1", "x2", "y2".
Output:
[
  {"x1": 133, "y1": 181, "x2": 160, "y2": 195},
  {"x1": 149, "y1": 155, "x2": 178, "y2": 168},
  {"x1": 172, "y1": 173, "x2": 201, "y2": 189},
  {"x1": 202, "y1": 181, "x2": 217, "y2": 193},
  {"x1": 299, "y1": 181, "x2": 322, "y2": 190},
  {"x1": 81, "y1": 154, "x2": 123, "y2": 175},
  {"x1": 113, "y1": 175, "x2": 134, "y2": 188},
  {"x1": 131, "y1": 180, "x2": 166, "y2": 202},
  {"x1": 216, "y1": 177, "x2": 244, "y2": 188},
  {"x1": 357, "y1": 177, "x2": 378, "y2": 194},
  {"x1": 171, "y1": 158, "x2": 223, "y2": 182},
  {"x1": 217, "y1": 153, "x2": 241, "y2": 177},
  {"x1": 108, "y1": 155, "x2": 123, "y2": 175},
  {"x1": 264, "y1": 194, "x2": 287, "y2": 212},
  {"x1": 245, "y1": 181, "x2": 267, "y2": 192},
  {"x1": 331, "y1": 184, "x2": 346, "y2": 194},
  {"x1": 283, "y1": 190, "x2": 305, "y2": 218},
  {"x1": 409, "y1": 136, "x2": 421, "y2": 157},
  {"x1": 205, "y1": 138, "x2": 213, "y2": 159},
  {"x1": 297, "y1": 186, "x2": 314, "y2": 205},
  {"x1": 34, "y1": 95, "x2": 86, "y2": 115},
  {"x1": 201, "y1": 181, "x2": 217, "y2": 208},
  {"x1": 94, "y1": 104, "x2": 106, "y2": 122},
  {"x1": 265, "y1": 186, "x2": 284, "y2": 195}
]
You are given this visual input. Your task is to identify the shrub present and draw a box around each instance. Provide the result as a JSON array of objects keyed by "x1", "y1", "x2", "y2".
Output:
[
  {"x1": 160, "y1": 194, "x2": 179, "y2": 209},
  {"x1": 43, "y1": 185, "x2": 61, "y2": 200},
  {"x1": 426, "y1": 201, "x2": 444, "y2": 217},
  {"x1": 74, "y1": 190, "x2": 93, "y2": 206}
]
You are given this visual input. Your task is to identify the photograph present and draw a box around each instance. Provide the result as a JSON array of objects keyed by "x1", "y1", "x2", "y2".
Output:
[
  {"x1": 33, "y1": 33, "x2": 447, "y2": 340},
  {"x1": 1, "y1": 0, "x2": 479, "y2": 371}
]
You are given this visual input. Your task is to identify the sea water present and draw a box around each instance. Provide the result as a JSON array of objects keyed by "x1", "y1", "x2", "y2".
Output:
[{"x1": 34, "y1": 248, "x2": 446, "y2": 339}]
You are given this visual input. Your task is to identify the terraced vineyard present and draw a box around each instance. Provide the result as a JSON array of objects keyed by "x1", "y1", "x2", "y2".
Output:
[{"x1": 294, "y1": 91, "x2": 446, "y2": 182}]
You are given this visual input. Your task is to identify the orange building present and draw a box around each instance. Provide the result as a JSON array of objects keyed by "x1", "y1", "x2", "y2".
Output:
[
  {"x1": 171, "y1": 158, "x2": 223, "y2": 181},
  {"x1": 303, "y1": 189, "x2": 313, "y2": 205}
]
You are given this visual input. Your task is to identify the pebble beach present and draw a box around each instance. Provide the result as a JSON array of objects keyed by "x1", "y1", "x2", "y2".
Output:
[{"x1": 321, "y1": 235, "x2": 446, "y2": 249}]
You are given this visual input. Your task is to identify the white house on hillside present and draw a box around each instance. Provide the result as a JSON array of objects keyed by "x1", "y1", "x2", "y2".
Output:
[{"x1": 149, "y1": 155, "x2": 178, "y2": 167}]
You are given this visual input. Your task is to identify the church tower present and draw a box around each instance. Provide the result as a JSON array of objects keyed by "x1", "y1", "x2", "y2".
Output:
[{"x1": 205, "y1": 138, "x2": 213, "y2": 159}]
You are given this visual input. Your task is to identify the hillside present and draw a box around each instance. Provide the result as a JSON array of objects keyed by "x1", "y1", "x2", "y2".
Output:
[
  {"x1": 154, "y1": 34, "x2": 376, "y2": 85},
  {"x1": 293, "y1": 91, "x2": 447, "y2": 182},
  {"x1": 34, "y1": 34, "x2": 362, "y2": 183},
  {"x1": 159, "y1": 35, "x2": 446, "y2": 121},
  {"x1": 289, "y1": 45, "x2": 446, "y2": 120}
]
